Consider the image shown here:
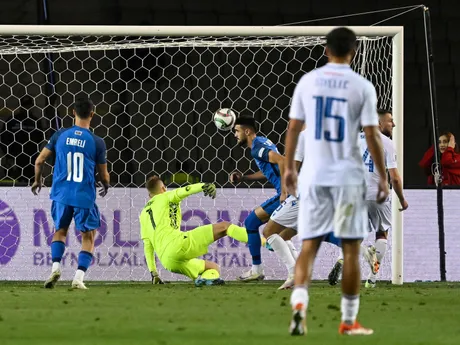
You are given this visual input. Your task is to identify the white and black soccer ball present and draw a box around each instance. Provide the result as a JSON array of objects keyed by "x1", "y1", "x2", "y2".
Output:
[{"x1": 213, "y1": 108, "x2": 236, "y2": 131}]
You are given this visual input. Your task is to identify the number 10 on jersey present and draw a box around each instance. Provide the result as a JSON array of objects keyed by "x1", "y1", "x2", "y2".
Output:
[
  {"x1": 314, "y1": 96, "x2": 346, "y2": 142},
  {"x1": 67, "y1": 152, "x2": 84, "y2": 182}
]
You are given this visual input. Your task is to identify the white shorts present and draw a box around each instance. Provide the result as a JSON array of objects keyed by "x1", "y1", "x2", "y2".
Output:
[
  {"x1": 298, "y1": 184, "x2": 368, "y2": 240},
  {"x1": 366, "y1": 200, "x2": 391, "y2": 232},
  {"x1": 270, "y1": 195, "x2": 299, "y2": 231}
]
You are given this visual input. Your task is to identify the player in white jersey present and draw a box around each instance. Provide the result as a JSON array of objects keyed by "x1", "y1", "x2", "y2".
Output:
[
  {"x1": 361, "y1": 109, "x2": 408, "y2": 287},
  {"x1": 284, "y1": 27, "x2": 389, "y2": 336},
  {"x1": 263, "y1": 129, "x2": 306, "y2": 290}
]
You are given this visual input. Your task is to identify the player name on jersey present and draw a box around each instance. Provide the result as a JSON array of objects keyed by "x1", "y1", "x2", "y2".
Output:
[
  {"x1": 66, "y1": 137, "x2": 86, "y2": 148},
  {"x1": 315, "y1": 77, "x2": 349, "y2": 89}
]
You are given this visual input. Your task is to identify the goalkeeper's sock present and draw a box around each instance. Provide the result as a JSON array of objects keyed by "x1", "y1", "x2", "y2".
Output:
[
  {"x1": 74, "y1": 251, "x2": 93, "y2": 281},
  {"x1": 227, "y1": 224, "x2": 248, "y2": 243},
  {"x1": 267, "y1": 234, "x2": 296, "y2": 275},
  {"x1": 50, "y1": 241, "x2": 65, "y2": 272},
  {"x1": 201, "y1": 269, "x2": 220, "y2": 280}
]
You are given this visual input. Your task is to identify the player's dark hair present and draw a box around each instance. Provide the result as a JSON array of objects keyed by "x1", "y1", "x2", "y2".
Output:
[
  {"x1": 377, "y1": 108, "x2": 392, "y2": 117},
  {"x1": 234, "y1": 116, "x2": 258, "y2": 133},
  {"x1": 73, "y1": 97, "x2": 94, "y2": 119},
  {"x1": 326, "y1": 27, "x2": 357, "y2": 58},
  {"x1": 146, "y1": 175, "x2": 163, "y2": 193}
]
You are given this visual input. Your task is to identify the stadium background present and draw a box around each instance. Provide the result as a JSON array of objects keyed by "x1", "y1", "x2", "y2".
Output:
[{"x1": 0, "y1": 0, "x2": 458, "y2": 188}]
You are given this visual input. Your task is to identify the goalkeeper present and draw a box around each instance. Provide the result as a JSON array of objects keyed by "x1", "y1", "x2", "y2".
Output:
[{"x1": 140, "y1": 176, "x2": 249, "y2": 286}]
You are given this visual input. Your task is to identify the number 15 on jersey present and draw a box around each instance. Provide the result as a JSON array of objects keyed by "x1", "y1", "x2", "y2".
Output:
[{"x1": 314, "y1": 96, "x2": 347, "y2": 143}]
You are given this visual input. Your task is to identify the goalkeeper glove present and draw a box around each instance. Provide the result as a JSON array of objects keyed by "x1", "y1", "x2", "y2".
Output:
[
  {"x1": 202, "y1": 183, "x2": 216, "y2": 199},
  {"x1": 151, "y1": 272, "x2": 164, "y2": 284},
  {"x1": 97, "y1": 181, "x2": 110, "y2": 197}
]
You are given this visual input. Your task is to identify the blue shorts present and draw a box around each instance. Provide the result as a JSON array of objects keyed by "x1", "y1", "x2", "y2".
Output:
[
  {"x1": 324, "y1": 232, "x2": 342, "y2": 247},
  {"x1": 260, "y1": 194, "x2": 281, "y2": 216},
  {"x1": 51, "y1": 201, "x2": 101, "y2": 232}
]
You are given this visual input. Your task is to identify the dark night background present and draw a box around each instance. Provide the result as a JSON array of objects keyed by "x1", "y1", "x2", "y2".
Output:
[{"x1": 0, "y1": 0, "x2": 457, "y2": 188}]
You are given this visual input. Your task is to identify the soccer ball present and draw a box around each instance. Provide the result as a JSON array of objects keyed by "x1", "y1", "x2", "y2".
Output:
[{"x1": 213, "y1": 108, "x2": 236, "y2": 131}]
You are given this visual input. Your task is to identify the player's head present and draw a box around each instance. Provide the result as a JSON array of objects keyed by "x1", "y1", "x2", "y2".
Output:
[
  {"x1": 378, "y1": 109, "x2": 395, "y2": 138},
  {"x1": 73, "y1": 97, "x2": 95, "y2": 120},
  {"x1": 233, "y1": 116, "x2": 258, "y2": 147},
  {"x1": 325, "y1": 27, "x2": 357, "y2": 63},
  {"x1": 439, "y1": 131, "x2": 458, "y2": 153},
  {"x1": 146, "y1": 175, "x2": 167, "y2": 196}
]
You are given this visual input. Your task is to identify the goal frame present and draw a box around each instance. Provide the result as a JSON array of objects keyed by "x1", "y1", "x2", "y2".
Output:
[{"x1": 0, "y1": 25, "x2": 404, "y2": 284}]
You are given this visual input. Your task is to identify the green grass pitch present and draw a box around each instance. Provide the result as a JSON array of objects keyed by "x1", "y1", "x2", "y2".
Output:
[{"x1": 1, "y1": 281, "x2": 459, "y2": 345}]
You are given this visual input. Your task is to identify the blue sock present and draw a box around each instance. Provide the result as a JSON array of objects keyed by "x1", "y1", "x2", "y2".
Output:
[
  {"x1": 244, "y1": 212, "x2": 264, "y2": 265},
  {"x1": 51, "y1": 241, "x2": 66, "y2": 263},
  {"x1": 77, "y1": 251, "x2": 93, "y2": 272}
]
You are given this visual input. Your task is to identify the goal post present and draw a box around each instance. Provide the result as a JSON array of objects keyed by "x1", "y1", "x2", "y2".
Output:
[{"x1": 0, "y1": 25, "x2": 404, "y2": 284}]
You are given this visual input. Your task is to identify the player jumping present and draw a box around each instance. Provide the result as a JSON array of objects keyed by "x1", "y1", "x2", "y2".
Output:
[
  {"x1": 139, "y1": 176, "x2": 249, "y2": 286},
  {"x1": 32, "y1": 97, "x2": 110, "y2": 290},
  {"x1": 230, "y1": 116, "x2": 286, "y2": 282},
  {"x1": 284, "y1": 27, "x2": 389, "y2": 336}
]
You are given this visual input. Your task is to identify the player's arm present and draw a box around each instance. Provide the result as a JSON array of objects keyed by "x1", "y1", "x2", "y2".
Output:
[
  {"x1": 96, "y1": 137, "x2": 110, "y2": 197},
  {"x1": 142, "y1": 238, "x2": 163, "y2": 284},
  {"x1": 166, "y1": 182, "x2": 216, "y2": 203},
  {"x1": 268, "y1": 150, "x2": 287, "y2": 200},
  {"x1": 31, "y1": 147, "x2": 54, "y2": 195},
  {"x1": 385, "y1": 140, "x2": 408, "y2": 211},
  {"x1": 230, "y1": 170, "x2": 266, "y2": 183},
  {"x1": 284, "y1": 120, "x2": 304, "y2": 196}
]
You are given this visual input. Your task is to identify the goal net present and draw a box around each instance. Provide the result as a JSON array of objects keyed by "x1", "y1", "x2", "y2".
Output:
[{"x1": 0, "y1": 26, "x2": 403, "y2": 283}]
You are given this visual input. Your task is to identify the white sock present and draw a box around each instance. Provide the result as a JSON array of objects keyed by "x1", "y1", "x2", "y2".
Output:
[
  {"x1": 375, "y1": 239, "x2": 387, "y2": 263},
  {"x1": 52, "y1": 262, "x2": 61, "y2": 273},
  {"x1": 290, "y1": 286, "x2": 308, "y2": 310},
  {"x1": 267, "y1": 234, "x2": 296, "y2": 275},
  {"x1": 368, "y1": 272, "x2": 377, "y2": 283},
  {"x1": 74, "y1": 269, "x2": 85, "y2": 282},
  {"x1": 285, "y1": 240, "x2": 299, "y2": 261},
  {"x1": 341, "y1": 294, "x2": 360, "y2": 325},
  {"x1": 252, "y1": 264, "x2": 263, "y2": 274}
]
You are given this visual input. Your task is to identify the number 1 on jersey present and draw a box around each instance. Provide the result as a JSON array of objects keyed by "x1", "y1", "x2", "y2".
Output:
[
  {"x1": 314, "y1": 96, "x2": 346, "y2": 142},
  {"x1": 66, "y1": 152, "x2": 84, "y2": 182}
]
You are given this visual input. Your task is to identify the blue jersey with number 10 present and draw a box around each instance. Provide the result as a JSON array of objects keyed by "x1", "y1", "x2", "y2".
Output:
[
  {"x1": 250, "y1": 136, "x2": 282, "y2": 194},
  {"x1": 46, "y1": 126, "x2": 107, "y2": 209}
]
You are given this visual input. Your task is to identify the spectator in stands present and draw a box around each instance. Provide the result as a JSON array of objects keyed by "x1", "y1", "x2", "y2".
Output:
[
  {"x1": 419, "y1": 131, "x2": 460, "y2": 186},
  {"x1": 0, "y1": 96, "x2": 45, "y2": 185}
]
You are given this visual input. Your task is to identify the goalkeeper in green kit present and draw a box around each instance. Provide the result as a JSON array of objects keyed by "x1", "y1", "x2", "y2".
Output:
[{"x1": 139, "y1": 176, "x2": 249, "y2": 286}]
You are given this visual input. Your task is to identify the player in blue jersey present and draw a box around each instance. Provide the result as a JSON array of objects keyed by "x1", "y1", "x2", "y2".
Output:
[
  {"x1": 230, "y1": 116, "x2": 286, "y2": 281},
  {"x1": 31, "y1": 97, "x2": 110, "y2": 290}
]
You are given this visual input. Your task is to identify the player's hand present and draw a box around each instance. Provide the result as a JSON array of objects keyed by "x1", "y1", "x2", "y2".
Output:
[
  {"x1": 280, "y1": 190, "x2": 288, "y2": 203},
  {"x1": 283, "y1": 169, "x2": 297, "y2": 196},
  {"x1": 399, "y1": 199, "x2": 409, "y2": 212},
  {"x1": 31, "y1": 180, "x2": 42, "y2": 195},
  {"x1": 151, "y1": 272, "x2": 164, "y2": 284},
  {"x1": 229, "y1": 171, "x2": 242, "y2": 184},
  {"x1": 97, "y1": 181, "x2": 109, "y2": 197},
  {"x1": 202, "y1": 183, "x2": 216, "y2": 199},
  {"x1": 376, "y1": 179, "x2": 389, "y2": 204}
]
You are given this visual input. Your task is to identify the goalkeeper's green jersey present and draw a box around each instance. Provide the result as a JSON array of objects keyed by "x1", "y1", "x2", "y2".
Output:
[{"x1": 139, "y1": 184, "x2": 204, "y2": 259}]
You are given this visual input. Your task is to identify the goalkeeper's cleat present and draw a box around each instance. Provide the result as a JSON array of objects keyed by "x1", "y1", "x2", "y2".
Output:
[
  {"x1": 365, "y1": 279, "x2": 376, "y2": 288},
  {"x1": 363, "y1": 245, "x2": 379, "y2": 275},
  {"x1": 289, "y1": 303, "x2": 306, "y2": 336},
  {"x1": 278, "y1": 274, "x2": 295, "y2": 290},
  {"x1": 260, "y1": 236, "x2": 274, "y2": 252},
  {"x1": 339, "y1": 321, "x2": 374, "y2": 335},
  {"x1": 44, "y1": 270, "x2": 61, "y2": 289},
  {"x1": 71, "y1": 279, "x2": 88, "y2": 290},
  {"x1": 237, "y1": 269, "x2": 265, "y2": 282},
  {"x1": 194, "y1": 277, "x2": 225, "y2": 287},
  {"x1": 328, "y1": 258, "x2": 343, "y2": 286}
]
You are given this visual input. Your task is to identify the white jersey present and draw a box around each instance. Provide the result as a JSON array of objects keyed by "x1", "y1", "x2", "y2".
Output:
[
  {"x1": 360, "y1": 131, "x2": 397, "y2": 200},
  {"x1": 289, "y1": 63, "x2": 379, "y2": 186}
]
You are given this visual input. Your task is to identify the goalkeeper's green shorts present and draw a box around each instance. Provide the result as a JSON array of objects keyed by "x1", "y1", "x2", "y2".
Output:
[{"x1": 161, "y1": 224, "x2": 214, "y2": 279}]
